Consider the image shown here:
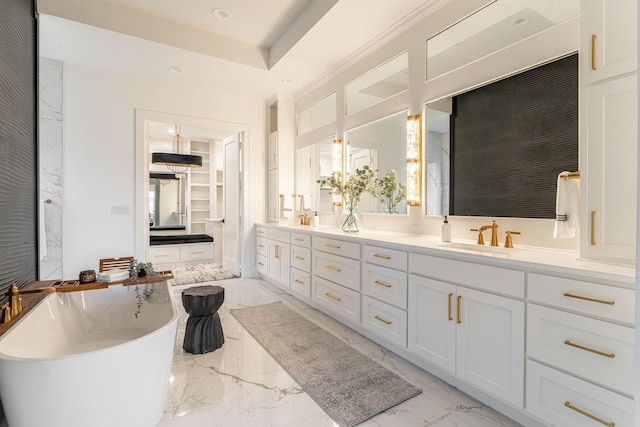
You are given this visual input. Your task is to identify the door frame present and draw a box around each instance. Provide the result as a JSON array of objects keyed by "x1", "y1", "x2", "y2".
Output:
[{"x1": 135, "y1": 110, "x2": 248, "y2": 272}]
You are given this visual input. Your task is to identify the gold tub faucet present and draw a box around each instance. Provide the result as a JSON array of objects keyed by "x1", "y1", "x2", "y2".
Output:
[{"x1": 2, "y1": 284, "x2": 56, "y2": 323}]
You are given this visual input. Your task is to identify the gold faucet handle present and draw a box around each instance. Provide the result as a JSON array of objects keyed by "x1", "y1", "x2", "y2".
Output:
[
  {"x1": 470, "y1": 228, "x2": 485, "y2": 245},
  {"x1": 0, "y1": 303, "x2": 11, "y2": 324},
  {"x1": 504, "y1": 231, "x2": 521, "y2": 248}
]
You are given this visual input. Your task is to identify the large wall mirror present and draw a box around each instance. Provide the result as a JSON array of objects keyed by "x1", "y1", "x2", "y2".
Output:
[
  {"x1": 345, "y1": 110, "x2": 407, "y2": 214},
  {"x1": 295, "y1": 135, "x2": 336, "y2": 213},
  {"x1": 425, "y1": 0, "x2": 579, "y2": 218},
  {"x1": 149, "y1": 173, "x2": 186, "y2": 229}
]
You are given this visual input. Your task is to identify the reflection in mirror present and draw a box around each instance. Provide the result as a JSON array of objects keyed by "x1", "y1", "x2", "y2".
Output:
[
  {"x1": 346, "y1": 52, "x2": 408, "y2": 115},
  {"x1": 296, "y1": 93, "x2": 336, "y2": 136},
  {"x1": 149, "y1": 173, "x2": 186, "y2": 229},
  {"x1": 426, "y1": 0, "x2": 579, "y2": 80},
  {"x1": 346, "y1": 111, "x2": 407, "y2": 214},
  {"x1": 295, "y1": 136, "x2": 336, "y2": 213},
  {"x1": 426, "y1": 53, "x2": 578, "y2": 218},
  {"x1": 426, "y1": 99, "x2": 451, "y2": 216}
]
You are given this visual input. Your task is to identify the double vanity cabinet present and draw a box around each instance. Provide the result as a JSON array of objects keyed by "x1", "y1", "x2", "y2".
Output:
[{"x1": 255, "y1": 224, "x2": 635, "y2": 427}]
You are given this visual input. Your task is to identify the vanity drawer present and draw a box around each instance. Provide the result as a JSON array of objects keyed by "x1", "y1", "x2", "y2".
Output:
[
  {"x1": 527, "y1": 304, "x2": 634, "y2": 395},
  {"x1": 526, "y1": 360, "x2": 634, "y2": 427},
  {"x1": 290, "y1": 268, "x2": 311, "y2": 298},
  {"x1": 409, "y1": 253, "x2": 524, "y2": 298},
  {"x1": 180, "y1": 244, "x2": 213, "y2": 261},
  {"x1": 362, "y1": 263, "x2": 407, "y2": 309},
  {"x1": 291, "y1": 246, "x2": 311, "y2": 273},
  {"x1": 256, "y1": 253, "x2": 267, "y2": 275},
  {"x1": 312, "y1": 276, "x2": 360, "y2": 324},
  {"x1": 290, "y1": 232, "x2": 311, "y2": 248},
  {"x1": 528, "y1": 273, "x2": 634, "y2": 324},
  {"x1": 313, "y1": 236, "x2": 360, "y2": 260},
  {"x1": 268, "y1": 228, "x2": 290, "y2": 244},
  {"x1": 363, "y1": 245, "x2": 407, "y2": 270},
  {"x1": 256, "y1": 226, "x2": 267, "y2": 237},
  {"x1": 256, "y1": 237, "x2": 268, "y2": 256},
  {"x1": 148, "y1": 246, "x2": 180, "y2": 264},
  {"x1": 362, "y1": 296, "x2": 407, "y2": 348},
  {"x1": 313, "y1": 251, "x2": 360, "y2": 292}
]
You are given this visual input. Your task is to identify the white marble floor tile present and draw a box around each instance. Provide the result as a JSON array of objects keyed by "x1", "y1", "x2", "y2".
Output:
[{"x1": 159, "y1": 278, "x2": 522, "y2": 427}]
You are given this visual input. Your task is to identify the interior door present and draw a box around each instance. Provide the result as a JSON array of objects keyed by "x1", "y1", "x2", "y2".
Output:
[{"x1": 223, "y1": 133, "x2": 242, "y2": 275}]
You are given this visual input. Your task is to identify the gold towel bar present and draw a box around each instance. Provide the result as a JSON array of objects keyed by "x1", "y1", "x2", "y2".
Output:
[{"x1": 560, "y1": 171, "x2": 580, "y2": 179}]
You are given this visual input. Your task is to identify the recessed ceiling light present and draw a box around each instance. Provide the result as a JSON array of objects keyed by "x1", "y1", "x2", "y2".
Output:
[
  {"x1": 168, "y1": 66, "x2": 183, "y2": 74},
  {"x1": 212, "y1": 8, "x2": 230, "y2": 19},
  {"x1": 515, "y1": 17, "x2": 530, "y2": 26}
]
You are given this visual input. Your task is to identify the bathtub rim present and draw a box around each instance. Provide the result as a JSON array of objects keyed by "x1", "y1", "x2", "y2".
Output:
[{"x1": 0, "y1": 280, "x2": 179, "y2": 362}]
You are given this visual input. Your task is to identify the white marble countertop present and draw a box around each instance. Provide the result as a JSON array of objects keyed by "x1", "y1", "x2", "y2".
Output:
[{"x1": 258, "y1": 223, "x2": 636, "y2": 286}]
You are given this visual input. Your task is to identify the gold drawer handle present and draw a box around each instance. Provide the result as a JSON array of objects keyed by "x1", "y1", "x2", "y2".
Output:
[
  {"x1": 456, "y1": 295, "x2": 462, "y2": 324},
  {"x1": 591, "y1": 34, "x2": 597, "y2": 71},
  {"x1": 295, "y1": 256, "x2": 305, "y2": 261},
  {"x1": 294, "y1": 238, "x2": 304, "y2": 242},
  {"x1": 564, "y1": 401, "x2": 614, "y2": 427},
  {"x1": 325, "y1": 265, "x2": 341, "y2": 272},
  {"x1": 191, "y1": 251, "x2": 204, "y2": 255},
  {"x1": 325, "y1": 292, "x2": 341, "y2": 302},
  {"x1": 374, "y1": 280, "x2": 392, "y2": 288},
  {"x1": 294, "y1": 279, "x2": 304, "y2": 284},
  {"x1": 447, "y1": 293, "x2": 453, "y2": 321},
  {"x1": 258, "y1": 262, "x2": 264, "y2": 266},
  {"x1": 374, "y1": 315, "x2": 392, "y2": 325},
  {"x1": 258, "y1": 244, "x2": 265, "y2": 248},
  {"x1": 258, "y1": 230, "x2": 265, "y2": 234},
  {"x1": 373, "y1": 254, "x2": 391, "y2": 260},
  {"x1": 564, "y1": 340, "x2": 615, "y2": 359},
  {"x1": 591, "y1": 210, "x2": 596, "y2": 245},
  {"x1": 563, "y1": 292, "x2": 615, "y2": 305},
  {"x1": 325, "y1": 243, "x2": 341, "y2": 249}
]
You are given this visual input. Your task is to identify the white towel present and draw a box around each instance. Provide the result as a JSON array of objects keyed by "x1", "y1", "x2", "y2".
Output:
[
  {"x1": 96, "y1": 269, "x2": 130, "y2": 282},
  {"x1": 39, "y1": 199, "x2": 47, "y2": 260},
  {"x1": 300, "y1": 194, "x2": 311, "y2": 211},
  {"x1": 553, "y1": 171, "x2": 580, "y2": 239},
  {"x1": 282, "y1": 195, "x2": 293, "y2": 218}
]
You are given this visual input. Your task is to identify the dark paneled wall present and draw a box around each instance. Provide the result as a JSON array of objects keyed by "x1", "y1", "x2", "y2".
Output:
[
  {"x1": 0, "y1": 0, "x2": 37, "y2": 292},
  {"x1": 451, "y1": 54, "x2": 578, "y2": 218}
]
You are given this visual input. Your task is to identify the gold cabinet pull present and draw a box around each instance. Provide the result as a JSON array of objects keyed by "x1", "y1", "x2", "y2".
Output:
[
  {"x1": 591, "y1": 34, "x2": 597, "y2": 70},
  {"x1": 294, "y1": 238, "x2": 304, "y2": 242},
  {"x1": 275, "y1": 245, "x2": 279, "y2": 259},
  {"x1": 447, "y1": 293, "x2": 453, "y2": 321},
  {"x1": 325, "y1": 265, "x2": 341, "y2": 272},
  {"x1": 257, "y1": 230, "x2": 265, "y2": 234},
  {"x1": 564, "y1": 340, "x2": 615, "y2": 359},
  {"x1": 325, "y1": 292, "x2": 341, "y2": 301},
  {"x1": 258, "y1": 244, "x2": 265, "y2": 248},
  {"x1": 591, "y1": 210, "x2": 596, "y2": 245},
  {"x1": 563, "y1": 292, "x2": 615, "y2": 305},
  {"x1": 456, "y1": 295, "x2": 462, "y2": 324},
  {"x1": 374, "y1": 315, "x2": 392, "y2": 325},
  {"x1": 295, "y1": 256, "x2": 305, "y2": 261},
  {"x1": 564, "y1": 401, "x2": 614, "y2": 427},
  {"x1": 374, "y1": 280, "x2": 392, "y2": 288},
  {"x1": 294, "y1": 279, "x2": 304, "y2": 284},
  {"x1": 258, "y1": 262, "x2": 264, "y2": 266},
  {"x1": 373, "y1": 254, "x2": 391, "y2": 260},
  {"x1": 273, "y1": 153, "x2": 277, "y2": 164},
  {"x1": 325, "y1": 243, "x2": 341, "y2": 249}
]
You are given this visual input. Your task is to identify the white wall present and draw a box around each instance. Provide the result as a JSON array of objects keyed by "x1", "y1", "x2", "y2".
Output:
[{"x1": 61, "y1": 62, "x2": 265, "y2": 277}]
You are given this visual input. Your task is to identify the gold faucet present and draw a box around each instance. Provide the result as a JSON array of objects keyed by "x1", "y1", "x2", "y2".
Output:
[
  {"x1": 504, "y1": 231, "x2": 521, "y2": 248},
  {"x1": 471, "y1": 220, "x2": 499, "y2": 246},
  {"x1": 2, "y1": 284, "x2": 56, "y2": 324}
]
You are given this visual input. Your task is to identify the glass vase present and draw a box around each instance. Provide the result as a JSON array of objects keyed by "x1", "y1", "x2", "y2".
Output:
[{"x1": 338, "y1": 205, "x2": 363, "y2": 233}]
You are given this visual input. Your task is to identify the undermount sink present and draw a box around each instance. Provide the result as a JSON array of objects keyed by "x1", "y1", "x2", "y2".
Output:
[{"x1": 439, "y1": 242, "x2": 521, "y2": 254}]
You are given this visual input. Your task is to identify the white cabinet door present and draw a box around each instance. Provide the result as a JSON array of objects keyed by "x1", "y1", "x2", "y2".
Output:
[
  {"x1": 268, "y1": 169, "x2": 278, "y2": 222},
  {"x1": 456, "y1": 287, "x2": 525, "y2": 408},
  {"x1": 408, "y1": 275, "x2": 456, "y2": 373},
  {"x1": 267, "y1": 241, "x2": 289, "y2": 287},
  {"x1": 268, "y1": 131, "x2": 278, "y2": 170},
  {"x1": 585, "y1": 0, "x2": 638, "y2": 84},
  {"x1": 584, "y1": 75, "x2": 637, "y2": 261}
]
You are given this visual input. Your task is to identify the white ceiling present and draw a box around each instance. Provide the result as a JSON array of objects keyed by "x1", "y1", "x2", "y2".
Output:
[{"x1": 37, "y1": 0, "x2": 442, "y2": 99}]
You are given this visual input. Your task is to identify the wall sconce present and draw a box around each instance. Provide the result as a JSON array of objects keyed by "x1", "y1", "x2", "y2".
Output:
[
  {"x1": 332, "y1": 139, "x2": 343, "y2": 206},
  {"x1": 406, "y1": 114, "x2": 422, "y2": 206},
  {"x1": 152, "y1": 124, "x2": 203, "y2": 174}
]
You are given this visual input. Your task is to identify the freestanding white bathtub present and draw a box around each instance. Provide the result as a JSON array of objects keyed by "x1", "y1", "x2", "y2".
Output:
[{"x1": 0, "y1": 280, "x2": 179, "y2": 427}]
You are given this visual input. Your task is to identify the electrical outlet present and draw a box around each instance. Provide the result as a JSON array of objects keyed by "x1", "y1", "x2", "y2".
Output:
[{"x1": 111, "y1": 206, "x2": 130, "y2": 215}]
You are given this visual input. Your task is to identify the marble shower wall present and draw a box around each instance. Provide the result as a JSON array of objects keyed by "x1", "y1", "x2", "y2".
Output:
[{"x1": 38, "y1": 57, "x2": 63, "y2": 280}]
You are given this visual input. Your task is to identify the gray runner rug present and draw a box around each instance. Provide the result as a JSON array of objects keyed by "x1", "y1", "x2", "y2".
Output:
[
  {"x1": 169, "y1": 263, "x2": 236, "y2": 286},
  {"x1": 230, "y1": 302, "x2": 421, "y2": 427}
]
